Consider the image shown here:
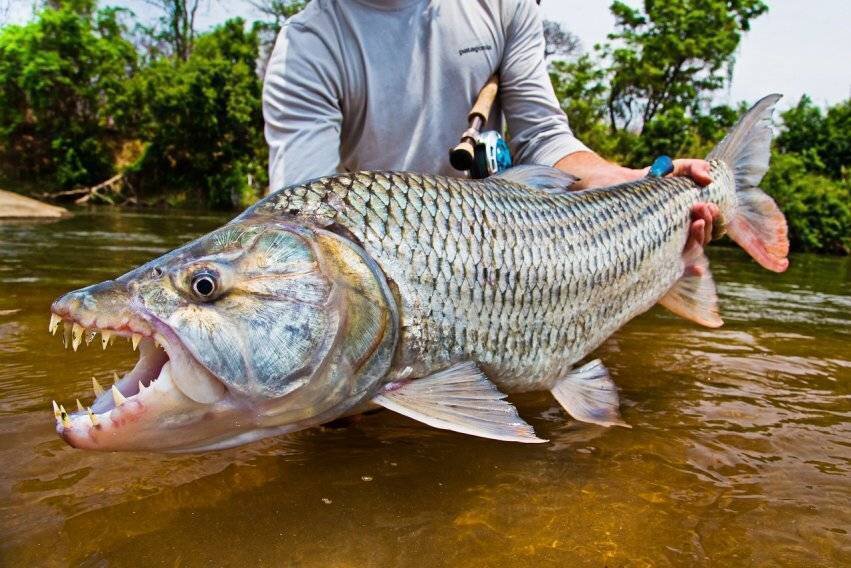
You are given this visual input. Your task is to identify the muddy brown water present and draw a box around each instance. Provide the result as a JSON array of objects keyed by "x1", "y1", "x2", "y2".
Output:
[{"x1": 0, "y1": 210, "x2": 849, "y2": 566}]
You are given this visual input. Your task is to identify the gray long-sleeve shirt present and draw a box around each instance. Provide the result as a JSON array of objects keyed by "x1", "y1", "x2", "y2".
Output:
[{"x1": 262, "y1": 0, "x2": 590, "y2": 192}]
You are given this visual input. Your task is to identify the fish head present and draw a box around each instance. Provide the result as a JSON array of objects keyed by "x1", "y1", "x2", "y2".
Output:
[{"x1": 50, "y1": 218, "x2": 398, "y2": 451}]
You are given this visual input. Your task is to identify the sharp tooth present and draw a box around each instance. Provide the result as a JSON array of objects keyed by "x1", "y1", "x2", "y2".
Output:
[
  {"x1": 131, "y1": 333, "x2": 141, "y2": 351},
  {"x1": 111, "y1": 385, "x2": 126, "y2": 406},
  {"x1": 63, "y1": 322, "x2": 72, "y2": 349},
  {"x1": 113, "y1": 371, "x2": 120, "y2": 384},
  {"x1": 49, "y1": 314, "x2": 61, "y2": 334},
  {"x1": 92, "y1": 376, "x2": 104, "y2": 397},
  {"x1": 87, "y1": 407, "x2": 99, "y2": 426},
  {"x1": 76, "y1": 399, "x2": 84, "y2": 412},
  {"x1": 71, "y1": 323, "x2": 84, "y2": 351},
  {"x1": 84, "y1": 329, "x2": 96, "y2": 345},
  {"x1": 52, "y1": 400, "x2": 60, "y2": 419},
  {"x1": 138, "y1": 380, "x2": 146, "y2": 393},
  {"x1": 101, "y1": 330, "x2": 112, "y2": 350},
  {"x1": 60, "y1": 405, "x2": 71, "y2": 427}
]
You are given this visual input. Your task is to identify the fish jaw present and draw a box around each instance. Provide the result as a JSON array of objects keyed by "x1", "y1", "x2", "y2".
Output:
[{"x1": 50, "y1": 282, "x2": 260, "y2": 452}]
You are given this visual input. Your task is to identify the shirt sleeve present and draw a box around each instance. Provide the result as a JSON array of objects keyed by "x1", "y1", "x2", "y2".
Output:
[
  {"x1": 263, "y1": 22, "x2": 343, "y2": 192},
  {"x1": 498, "y1": 0, "x2": 591, "y2": 166}
]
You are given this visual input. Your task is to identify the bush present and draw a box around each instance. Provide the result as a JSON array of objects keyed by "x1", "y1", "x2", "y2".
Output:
[
  {"x1": 0, "y1": 4, "x2": 137, "y2": 187},
  {"x1": 762, "y1": 152, "x2": 850, "y2": 254},
  {"x1": 129, "y1": 19, "x2": 266, "y2": 208}
]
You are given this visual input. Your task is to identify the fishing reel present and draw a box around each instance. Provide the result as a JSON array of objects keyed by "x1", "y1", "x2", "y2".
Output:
[
  {"x1": 470, "y1": 130, "x2": 513, "y2": 179},
  {"x1": 448, "y1": 129, "x2": 513, "y2": 180}
]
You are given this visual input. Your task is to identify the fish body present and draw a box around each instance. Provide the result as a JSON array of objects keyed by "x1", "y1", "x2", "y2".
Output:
[
  {"x1": 241, "y1": 163, "x2": 734, "y2": 393},
  {"x1": 48, "y1": 95, "x2": 788, "y2": 452}
]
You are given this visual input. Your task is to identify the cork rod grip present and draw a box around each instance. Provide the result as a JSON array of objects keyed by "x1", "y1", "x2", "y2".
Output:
[{"x1": 468, "y1": 75, "x2": 499, "y2": 123}]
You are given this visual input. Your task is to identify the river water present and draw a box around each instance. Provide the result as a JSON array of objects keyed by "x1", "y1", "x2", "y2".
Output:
[{"x1": 0, "y1": 210, "x2": 848, "y2": 566}]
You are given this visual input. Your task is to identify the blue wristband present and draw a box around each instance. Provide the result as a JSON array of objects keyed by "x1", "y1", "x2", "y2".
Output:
[{"x1": 648, "y1": 155, "x2": 674, "y2": 178}]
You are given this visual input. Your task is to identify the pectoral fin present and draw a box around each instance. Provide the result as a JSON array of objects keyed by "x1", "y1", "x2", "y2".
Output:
[
  {"x1": 659, "y1": 251, "x2": 723, "y2": 328},
  {"x1": 551, "y1": 360, "x2": 629, "y2": 428},
  {"x1": 372, "y1": 362, "x2": 546, "y2": 443}
]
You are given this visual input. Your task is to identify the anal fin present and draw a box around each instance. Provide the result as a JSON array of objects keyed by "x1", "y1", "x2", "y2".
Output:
[
  {"x1": 551, "y1": 360, "x2": 629, "y2": 428},
  {"x1": 659, "y1": 249, "x2": 723, "y2": 328},
  {"x1": 372, "y1": 362, "x2": 546, "y2": 443}
]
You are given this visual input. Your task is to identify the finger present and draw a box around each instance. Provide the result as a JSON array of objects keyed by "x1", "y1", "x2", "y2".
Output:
[
  {"x1": 695, "y1": 206, "x2": 712, "y2": 244},
  {"x1": 672, "y1": 160, "x2": 712, "y2": 186},
  {"x1": 708, "y1": 203, "x2": 720, "y2": 219},
  {"x1": 690, "y1": 202, "x2": 708, "y2": 222},
  {"x1": 685, "y1": 219, "x2": 705, "y2": 256},
  {"x1": 703, "y1": 213, "x2": 713, "y2": 245}
]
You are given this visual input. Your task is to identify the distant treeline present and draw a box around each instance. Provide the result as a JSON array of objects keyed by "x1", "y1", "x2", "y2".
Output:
[{"x1": 0, "y1": 0, "x2": 847, "y2": 253}]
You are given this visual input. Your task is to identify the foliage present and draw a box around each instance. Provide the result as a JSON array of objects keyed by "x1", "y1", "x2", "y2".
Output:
[
  {"x1": 777, "y1": 96, "x2": 851, "y2": 179},
  {"x1": 761, "y1": 152, "x2": 850, "y2": 254},
  {"x1": 549, "y1": 56, "x2": 616, "y2": 156},
  {"x1": 130, "y1": 18, "x2": 266, "y2": 208},
  {"x1": 0, "y1": 2, "x2": 137, "y2": 187},
  {"x1": 250, "y1": 0, "x2": 309, "y2": 75},
  {"x1": 601, "y1": 0, "x2": 767, "y2": 132}
]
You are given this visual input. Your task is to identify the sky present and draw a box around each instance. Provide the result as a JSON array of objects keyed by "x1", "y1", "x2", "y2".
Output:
[{"x1": 2, "y1": 0, "x2": 849, "y2": 109}]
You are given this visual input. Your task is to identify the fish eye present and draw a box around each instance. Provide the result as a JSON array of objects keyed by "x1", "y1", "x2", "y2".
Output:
[{"x1": 191, "y1": 272, "x2": 217, "y2": 299}]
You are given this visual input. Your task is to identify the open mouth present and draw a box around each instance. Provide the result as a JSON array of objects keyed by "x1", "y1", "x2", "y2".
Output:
[
  {"x1": 48, "y1": 308, "x2": 227, "y2": 449},
  {"x1": 48, "y1": 311, "x2": 173, "y2": 427}
]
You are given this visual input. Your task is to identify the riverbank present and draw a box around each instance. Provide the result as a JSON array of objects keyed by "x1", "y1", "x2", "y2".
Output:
[{"x1": 0, "y1": 189, "x2": 69, "y2": 219}]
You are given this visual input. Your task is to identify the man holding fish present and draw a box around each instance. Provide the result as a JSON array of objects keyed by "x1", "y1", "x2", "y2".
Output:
[{"x1": 261, "y1": 0, "x2": 719, "y2": 251}]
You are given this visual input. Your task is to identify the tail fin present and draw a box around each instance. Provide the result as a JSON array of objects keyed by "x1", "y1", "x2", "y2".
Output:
[{"x1": 708, "y1": 94, "x2": 789, "y2": 272}]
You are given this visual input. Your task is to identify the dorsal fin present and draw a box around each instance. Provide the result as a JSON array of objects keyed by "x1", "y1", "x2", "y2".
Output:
[{"x1": 493, "y1": 165, "x2": 579, "y2": 194}]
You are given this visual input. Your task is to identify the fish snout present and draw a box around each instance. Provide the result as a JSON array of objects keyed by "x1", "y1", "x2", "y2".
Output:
[
  {"x1": 52, "y1": 280, "x2": 120, "y2": 317},
  {"x1": 51, "y1": 279, "x2": 152, "y2": 335}
]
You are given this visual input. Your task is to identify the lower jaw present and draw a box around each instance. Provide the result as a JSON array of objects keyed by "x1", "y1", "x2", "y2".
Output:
[{"x1": 53, "y1": 328, "x2": 234, "y2": 451}]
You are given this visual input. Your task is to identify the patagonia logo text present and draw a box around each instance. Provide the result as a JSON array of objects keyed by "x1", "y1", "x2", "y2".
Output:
[{"x1": 459, "y1": 44, "x2": 492, "y2": 56}]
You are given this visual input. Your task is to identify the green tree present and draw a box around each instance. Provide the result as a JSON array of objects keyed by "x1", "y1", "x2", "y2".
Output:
[
  {"x1": 130, "y1": 18, "x2": 266, "y2": 208},
  {"x1": 777, "y1": 96, "x2": 851, "y2": 179},
  {"x1": 761, "y1": 152, "x2": 850, "y2": 254},
  {"x1": 0, "y1": 2, "x2": 137, "y2": 187},
  {"x1": 601, "y1": 0, "x2": 767, "y2": 132},
  {"x1": 549, "y1": 55, "x2": 615, "y2": 155}
]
